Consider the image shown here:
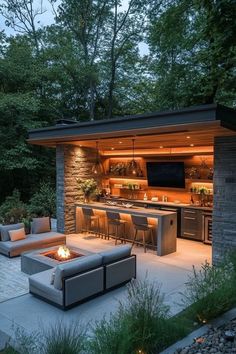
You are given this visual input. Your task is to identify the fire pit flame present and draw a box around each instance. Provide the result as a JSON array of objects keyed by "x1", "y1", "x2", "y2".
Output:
[{"x1": 57, "y1": 245, "x2": 71, "y2": 259}]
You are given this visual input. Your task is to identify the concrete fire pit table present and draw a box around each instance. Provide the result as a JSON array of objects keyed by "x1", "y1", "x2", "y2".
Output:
[{"x1": 21, "y1": 246, "x2": 93, "y2": 275}]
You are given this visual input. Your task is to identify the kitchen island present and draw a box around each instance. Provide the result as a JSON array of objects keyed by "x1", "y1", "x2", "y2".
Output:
[{"x1": 75, "y1": 202, "x2": 177, "y2": 256}]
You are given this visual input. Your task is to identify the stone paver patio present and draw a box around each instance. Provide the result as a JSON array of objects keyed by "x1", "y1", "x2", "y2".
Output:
[{"x1": 0, "y1": 234, "x2": 211, "y2": 349}]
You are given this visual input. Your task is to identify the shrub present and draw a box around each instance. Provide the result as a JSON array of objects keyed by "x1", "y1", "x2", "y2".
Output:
[
  {"x1": 180, "y1": 260, "x2": 236, "y2": 323},
  {"x1": 0, "y1": 189, "x2": 27, "y2": 224},
  {"x1": 28, "y1": 182, "x2": 56, "y2": 217},
  {"x1": 8, "y1": 322, "x2": 86, "y2": 354},
  {"x1": 90, "y1": 310, "x2": 132, "y2": 354},
  {"x1": 90, "y1": 278, "x2": 187, "y2": 354},
  {"x1": 40, "y1": 321, "x2": 86, "y2": 354},
  {"x1": 123, "y1": 278, "x2": 169, "y2": 353}
]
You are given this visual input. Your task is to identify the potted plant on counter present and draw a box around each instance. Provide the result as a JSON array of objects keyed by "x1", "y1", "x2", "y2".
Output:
[{"x1": 77, "y1": 178, "x2": 98, "y2": 203}]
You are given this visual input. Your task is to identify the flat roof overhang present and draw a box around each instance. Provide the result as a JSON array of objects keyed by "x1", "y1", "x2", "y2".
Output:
[{"x1": 28, "y1": 104, "x2": 236, "y2": 151}]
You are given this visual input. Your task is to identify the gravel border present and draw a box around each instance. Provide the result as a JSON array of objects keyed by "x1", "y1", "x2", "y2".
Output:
[{"x1": 160, "y1": 308, "x2": 236, "y2": 354}]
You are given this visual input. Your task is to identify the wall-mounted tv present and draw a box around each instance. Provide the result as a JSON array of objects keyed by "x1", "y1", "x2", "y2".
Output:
[{"x1": 146, "y1": 162, "x2": 185, "y2": 188}]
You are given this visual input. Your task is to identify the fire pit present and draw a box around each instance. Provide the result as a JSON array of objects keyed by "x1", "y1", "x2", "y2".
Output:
[{"x1": 41, "y1": 245, "x2": 83, "y2": 262}]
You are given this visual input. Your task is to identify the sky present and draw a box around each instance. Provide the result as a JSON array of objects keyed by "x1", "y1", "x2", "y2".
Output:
[{"x1": 0, "y1": 0, "x2": 149, "y2": 55}]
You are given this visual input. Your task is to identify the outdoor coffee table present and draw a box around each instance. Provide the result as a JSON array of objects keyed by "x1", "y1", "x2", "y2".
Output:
[{"x1": 21, "y1": 246, "x2": 93, "y2": 275}]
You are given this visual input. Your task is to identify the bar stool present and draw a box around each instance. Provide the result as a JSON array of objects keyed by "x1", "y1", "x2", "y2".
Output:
[
  {"x1": 106, "y1": 211, "x2": 127, "y2": 245},
  {"x1": 82, "y1": 207, "x2": 101, "y2": 237},
  {"x1": 131, "y1": 215, "x2": 155, "y2": 253}
]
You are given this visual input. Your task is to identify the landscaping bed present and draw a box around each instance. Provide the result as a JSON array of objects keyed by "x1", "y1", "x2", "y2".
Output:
[{"x1": 174, "y1": 317, "x2": 236, "y2": 354}]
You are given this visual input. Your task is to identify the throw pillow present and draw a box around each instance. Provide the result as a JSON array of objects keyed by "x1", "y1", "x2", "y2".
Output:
[
  {"x1": 31, "y1": 217, "x2": 51, "y2": 234},
  {"x1": 9, "y1": 228, "x2": 26, "y2": 242},
  {"x1": 0, "y1": 223, "x2": 25, "y2": 242}
]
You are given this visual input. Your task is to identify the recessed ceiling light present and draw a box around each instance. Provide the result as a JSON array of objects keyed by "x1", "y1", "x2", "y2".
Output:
[
  {"x1": 160, "y1": 146, "x2": 163, "y2": 149},
  {"x1": 190, "y1": 144, "x2": 194, "y2": 147},
  {"x1": 186, "y1": 136, "x2": 190, "y2": 139},
  {"x1": 79, "y1": 144, "x2": 82, "y2": 147},
  {"x1": 111, "y1": 147, "x2": 115, "y2": 150},
  {"x1": 119, "y1": 141, "x2": 122, "y2": 144}
]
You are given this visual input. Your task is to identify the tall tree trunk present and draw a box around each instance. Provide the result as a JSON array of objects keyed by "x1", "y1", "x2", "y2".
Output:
[
  {"x1": 89, "y1": 80, "x2": 95, "y2": 120},
  {"x1": 107, "y1": 63, "x2": 116, "y2": 119}
]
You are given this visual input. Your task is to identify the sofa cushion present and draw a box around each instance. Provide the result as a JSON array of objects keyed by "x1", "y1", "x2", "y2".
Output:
[
  {"x1": 30, "y1": 232, "x2": 66, "y2": 243},
  {"x1": 32, "y1": 217, "x2": 50, "y2": 234},
  {"x1": 54, "y1": 254, "x2": 103, "y2": 290},
  {"x1": 0, "y1": 223, "x2": 24, "y2": 242},
  {"x1": 100, "y1": 245, "x2": 132, "y2": 264},
  {"x1": 29, "y1": 269, "x2": 63, "y2": 306},
  {"x1": 9, "y1": 228, "x2": 26, "y2": 242},
  {"x1": 0, "y1": 232, "x2": 66, "y2": 257}
]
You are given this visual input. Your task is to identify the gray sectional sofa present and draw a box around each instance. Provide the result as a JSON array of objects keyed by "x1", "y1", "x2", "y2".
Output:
[
  {"x1": 0, "y1": 218, "x2": 66, "y2": 257},
  {"x1": 29, "y1": 244, "x2": 136, "y2": 310}
]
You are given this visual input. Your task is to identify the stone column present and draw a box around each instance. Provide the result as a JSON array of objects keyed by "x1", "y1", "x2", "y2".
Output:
[
  {"x1": 213, "y1": 136, "x2": 236, "y2": 264},
  {"x1": 56, "y1": 145, "x2": 97, "y2": 234}
]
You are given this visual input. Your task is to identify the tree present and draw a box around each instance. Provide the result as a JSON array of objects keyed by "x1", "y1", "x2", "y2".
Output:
[
  {"x1": 51, "y1": 0, "x2": 111, "y2": 120},
  {"x1": 148, "y1": 0, "x2": 236, "y2": 108},
  {"x1": 0, "y1": 0, "x2": 47, "y2": 53},
  {"x1": 105, "y1": 0, "x2": 148, "y2": 118}
]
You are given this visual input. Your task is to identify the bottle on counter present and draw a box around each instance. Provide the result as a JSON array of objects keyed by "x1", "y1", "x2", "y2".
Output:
[{"x1": 143, "y1": 193, "x2": 148, "y2": 201}]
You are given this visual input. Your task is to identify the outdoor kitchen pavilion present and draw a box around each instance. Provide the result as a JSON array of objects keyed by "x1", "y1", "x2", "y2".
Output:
[{"x1": 28, "y1": 103, "x2": 236, "y2": 264}]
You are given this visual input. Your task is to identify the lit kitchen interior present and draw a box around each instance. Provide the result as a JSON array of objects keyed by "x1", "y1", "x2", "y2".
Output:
[
  {"x1": 28, "y1": 104, "x2": 236, "y2": 262},
  {"x1": 75, "y1": 134, "x2": 214, "y2": 255}
]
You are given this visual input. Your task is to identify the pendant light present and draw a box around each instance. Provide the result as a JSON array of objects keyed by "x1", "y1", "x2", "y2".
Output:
[
  {"x1": 128, "y1": 138, "x2": 139, "y2": 176},
  {"x1": 92, "y1": 141, "x2": 104, "y2": 176}
]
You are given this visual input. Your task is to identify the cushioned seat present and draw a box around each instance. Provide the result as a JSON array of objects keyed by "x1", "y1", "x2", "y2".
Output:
[
  {"x1": 99, "y1": 244, "x2": 132, "y2": 264},
  {"x1": 54, "y1": 254, "x2": 103, "y2": 289},
  {"x1": 99, "y1": 244, "x2": 136, "y2": 290},
  {"x1": 0, "y1": 232, "x2": 66, "y2": 257},
  {"x1": 29, "y1": 253, "x2": 104, "y2": 309},
  {"x1": 29, "y1": 269, "x2": 63, "y2": 306}
]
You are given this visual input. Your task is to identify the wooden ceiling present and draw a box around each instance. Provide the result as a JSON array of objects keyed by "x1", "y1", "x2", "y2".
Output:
[{"x1": 64, "y1": 123, "x2": 236, "y2": 156}]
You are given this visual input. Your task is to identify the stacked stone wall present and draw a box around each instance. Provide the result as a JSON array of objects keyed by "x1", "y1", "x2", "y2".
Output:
[
  {"x1": 213, "y1": 136, "x2": 236, "y2": 264},
  {"x1": 56, "y1": 145, "x2": 96, "y2": 234}
]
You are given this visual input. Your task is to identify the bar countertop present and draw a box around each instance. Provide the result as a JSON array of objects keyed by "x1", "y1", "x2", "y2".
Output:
[
  {"x1": 76, "y1": 202, "x2": 177, "y2": 256},
  {"x1": 75, "y1": 202, "x2": 176, "y2": 218}
]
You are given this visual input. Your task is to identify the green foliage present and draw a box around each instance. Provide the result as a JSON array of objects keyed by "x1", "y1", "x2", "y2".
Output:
[
  {"x1": 1, "y1": 347, "x2": 18, "y2": 354},
  {"x1": 180, "y1": 260, "x2": 236, "y2": 323},
  {"x1": 90, "y1": 278, "x2": 187, "y2": 354},
  {"x1": 28, "y1": 182, "x2": 56, "y2": 217},
  {"x1": 77, "y1": 178, "x2": 98, "y2": 197},
  {"x1": 0, "y1": 189, "x2": 27, "y2": 224},
  {"x1": 40, "y1": 321, "x2": 86, "y2": 354},
  {"x1": 148, "y1": 0, "x2": 236, "y2": 108},
  {"x1": 7, "y1": 322, "x2": 86, "y2": 354}
]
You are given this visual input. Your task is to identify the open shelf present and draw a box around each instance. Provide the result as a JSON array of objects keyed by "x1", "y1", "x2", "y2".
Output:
[
  {"x1": 186, "y1": 179, "x2": 213, "y2": 183},
  {"x1": 104, "y1": 175, "x2": 147, "y2": 180}
]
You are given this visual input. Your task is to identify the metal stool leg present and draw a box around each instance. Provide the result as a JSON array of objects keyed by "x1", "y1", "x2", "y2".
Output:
[
  {"x1": 118, "y1": 224, "x2": 123, "y2": 244},
  {"x1": 143, "y1": 230, "x2": 146, "y2": 253},
  {"x1": 122, "y1": 223, "x2": 126, "y2": 244},
  {"x1": 107, "y1": 223, "x2": 110, "y2": 240},
  {"x1": 115, "y1": 225, "x2": 118, "y2": 245},
  {"x1": 151, "y1": 228, "x2": 155, "y2": 248},
  {"x1": 97, "y1": 219, "x2": 101, "y2": 238},
  {"x1": 132, "y1": 229, "x2": 138, "y2": 248}
]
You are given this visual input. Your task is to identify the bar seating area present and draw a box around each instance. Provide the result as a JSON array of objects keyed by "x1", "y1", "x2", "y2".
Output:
[
  {"x1": 76, "y1": 203, "x2": 176, "y2": 255},
  {"x1": 81, "y1": 207, "x2": 156, "y2": 252}
]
